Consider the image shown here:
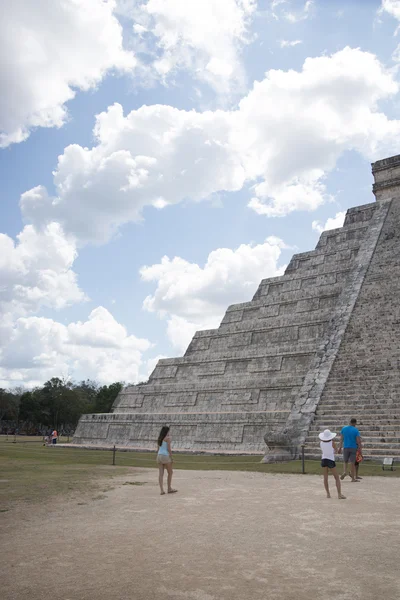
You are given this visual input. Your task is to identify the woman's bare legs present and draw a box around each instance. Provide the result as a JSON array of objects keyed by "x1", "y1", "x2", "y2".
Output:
[
  {"x1": 158, "y1": 464, "x2": 165, "y2": 494},
  {"x1": 323, "y1": 467, "x2": 330, "y2": 498},
  {"x1": 166, "y1": 462, "x2": 177, "y2": 493},
  {"x1": 332, "y1": 467, "x2": 346, "y2": 499}
]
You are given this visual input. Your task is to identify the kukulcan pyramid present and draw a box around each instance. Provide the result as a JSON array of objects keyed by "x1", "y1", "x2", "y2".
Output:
[{"x1": 74, "y1": 154, "x2": 400, "y2": 462}]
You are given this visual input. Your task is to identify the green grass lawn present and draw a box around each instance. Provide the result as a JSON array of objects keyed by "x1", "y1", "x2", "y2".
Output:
[{"x1": 0, "y1": 437, "x2": 397, "y2": 511}]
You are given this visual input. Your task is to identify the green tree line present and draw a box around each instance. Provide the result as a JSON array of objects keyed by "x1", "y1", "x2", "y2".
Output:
[{"x1": 0, "y1": 377, "x2": 124, "y2": 434}]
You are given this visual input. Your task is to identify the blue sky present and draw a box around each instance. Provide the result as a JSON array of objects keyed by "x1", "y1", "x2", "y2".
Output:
[{"x1": 1, "y1": 0, "x2": 400, "y2": 388}]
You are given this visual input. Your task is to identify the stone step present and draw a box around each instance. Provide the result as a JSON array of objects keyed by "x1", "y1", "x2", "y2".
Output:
[
  {"x1": 309, "y1": 421, "x2": 400, "y2": 429},
  {"x1": 314, "y1": 407, "x2": 400, "y2": 415},
  {"x1": 286, "y1": 231, "x2": 365, "y2": 263},
  {"x1": 315, "y1": 222, "x2": 369, "y2": 249},
  {"x1": 233, "y1": 282, "x2": 345, "y2": 309},
  {"x1": 285, "y1": 260, "x2": 355, "y2": 279},
  {"x1": 310, "y1": 415, "x2": 400, "y2": 423},
  {"x1": 225, "y1": 290, "x2": 342, "y2": 316},
  {"x1": 327, "y1": 373, "x2": 400, "y2": 382},
  {"x1": 308, "y1": 419, "x2": 400, "y2": 427},
  {"x1": 158, "y1": 350, "x2": 316, "y2": 368},
  {"x1": 218, "y1": 308, "x2": 333, "y2": 335},
  {"x1": 323, "y1": 383, "x2": 400, "y2": 389},
  {"x1": 330, "y1": 351, "x2": 400, "y2": 360},
  {"x1": 164, "y1": 342, "x2": 317, "y2": 364},
  {"x1": 323, "y1": 389, "x2": 400, "y2": 395},
  {"x1": 121, "y1": 374, "x2": 306, "y2": 394},
  {"x1": 308, "y1": 419, "x2": 399, "y2": 427},
  {"x1": 150, "y1": 371, "x2": 305, "y2": 387},
  {"x1": 312, "y1": 411, "x2": 400, "y2": 418},
  {"x1": 254, "y1": 272, "x2": 350, "y2": 301},
  {"x1": 318, "y1": 389, "x2": 400, "y2": 396},
  {"x1": 324, "y1": 374, "x2": 400, "y2": 381},
  {"x1": 310, "y1": 414, "x2": 400, "y2": 421},
  {"x1": 253, "y1": 282, "x2": 346, "y2": 304},
  {"x1": 320, "y1": 396, "x2": 400, "y2": 403},
  {"x1": 286, "y1": 248, "x2": 358, "y2": 274},
  {"x1": 343, "y1": 202, "x2": 376, "y2": 225},
  {"x1": 186, "y1": 325, "x2": 328, "y2": 355},
  {"x1": 152, "y1": 354, "x2": 314, "y2": 381},
  {"x1": 254, "y1": 262, "x2": 354, "y2": 287},
  {"x1": 308, "y1": 428, "x2": 400, "y2": 437},
  {"x1": 314, "y1": 400, "x2": 400, "y2": 407}
]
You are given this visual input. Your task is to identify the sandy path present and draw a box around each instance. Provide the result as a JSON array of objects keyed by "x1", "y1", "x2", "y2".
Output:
[{"x1": 1, "y1": 469, "x2": 400, "y2": 600}]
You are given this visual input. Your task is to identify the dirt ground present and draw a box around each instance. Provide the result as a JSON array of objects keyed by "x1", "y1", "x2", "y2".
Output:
[{"x1": 1, "y1": 469, "x2": 400, "y2": 600}]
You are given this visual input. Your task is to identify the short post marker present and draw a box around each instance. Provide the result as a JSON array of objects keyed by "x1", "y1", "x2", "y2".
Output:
[
  {"x1": 112, "y1": 445, "x2": 116, "y2": 466},
  {"x1": 301, "y1": 445, "x2": 305, "y2": 474}
]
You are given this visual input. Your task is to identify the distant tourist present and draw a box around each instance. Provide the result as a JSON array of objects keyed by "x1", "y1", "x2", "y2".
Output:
[
  {"x1": 319, "y1": 429, "x2": 346, "y2": 500},
  {"x1": 44, "y1": 427, "x2": 53, "y2": 446},
  {"x1": 338, "y1": 418, "x2": 361, "y2": 482},
  {"x1": 51, "y1": 429, "x2": 58, "y2": 445},
  {"x1": 157, "y1": 426, "x2": 177, "y2": 495}
]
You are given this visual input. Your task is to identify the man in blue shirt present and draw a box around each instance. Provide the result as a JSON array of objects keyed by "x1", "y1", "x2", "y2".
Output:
[{"x1": 338, "y1": 418, "x2": 361, "y2": 483}]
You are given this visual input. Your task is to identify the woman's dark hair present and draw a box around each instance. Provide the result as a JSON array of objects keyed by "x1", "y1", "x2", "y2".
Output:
[{"x1": 158, "y1": 426, "x2": 170, "y2": 447}]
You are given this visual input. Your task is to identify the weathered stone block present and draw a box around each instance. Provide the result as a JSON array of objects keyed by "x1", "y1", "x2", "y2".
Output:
[
  {"x1": 252, "y1": 326, "x2": 298, "y2": 345},
  {"x1": 165, "y1": 393, "x2": 198, "y2": 407},
  {"x1": 195, "y1": 424, "x2": 244, "y2": 443}
]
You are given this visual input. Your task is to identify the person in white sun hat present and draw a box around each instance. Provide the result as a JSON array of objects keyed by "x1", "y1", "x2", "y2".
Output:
[{"x1": 319, "y1": 429, "x2": 346, "y2": 500}]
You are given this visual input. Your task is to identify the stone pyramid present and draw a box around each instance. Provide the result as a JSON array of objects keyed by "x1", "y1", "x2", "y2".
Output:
[{"x1": 73, "y1": 154, "x2": 400, "y2": 462}]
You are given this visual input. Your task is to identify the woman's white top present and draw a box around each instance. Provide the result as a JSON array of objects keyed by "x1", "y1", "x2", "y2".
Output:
[{"x1": 320, "y1": 440, "x2": 335, "y2": 461}]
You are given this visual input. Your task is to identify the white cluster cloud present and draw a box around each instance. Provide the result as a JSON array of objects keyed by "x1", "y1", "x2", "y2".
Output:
[
  {"x1": 20, "y1": 47, "x2": 400, "y2": 244},
  {"x1": 140, "y1": 237, "x2": 286, "y2": 351},
  {"x1": 285, "y1": 0, "x2": 314, "y2": 23},
  {"x1": 380, "y1": 0, "x2": 400, "y2": 59},
  {"x1": 117, "y1": 0, "x2": 257, "y2": 95},
  {"x1": 0, "y1": 223, "x2": 153, "y2": 387},
  {"x1": 0, "y1": 308, "x2": 152, "y2": 389},
  {"x1": 0, "y1": 223, "x2": 85, "y2": 318},
  {"x1": 381, "y1": 0, "x2": 400, "y2": 22},
  {"x1": 272, "y1": 0, "x2": 314, "y2": 23},
  {"x1": 312, "y1": 211, "x2": 346, "y2": 234},
  {"x1": 20, "y1": 103, "x2": 245, "y2": 243},
  {"x1": 280, "y1": 40, "x2": 303, "y2": 48},
  {"x1": 0, "y1": 0, "x2": 135, "y2": 147}
]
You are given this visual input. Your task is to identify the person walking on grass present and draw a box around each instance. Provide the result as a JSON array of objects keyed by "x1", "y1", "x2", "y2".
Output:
[
  {"x1": 319, "y1": 429, "x2": 346, "y2": 500},
  {"x1": 157, "y1": 426, "x2": 177, "y2": 496},
  {"x1": 51, "y1": 428, "x2": 58, "y2": 445},
  {"x1": 338, "y1": 418, "x2": 362, "y2": 482}
]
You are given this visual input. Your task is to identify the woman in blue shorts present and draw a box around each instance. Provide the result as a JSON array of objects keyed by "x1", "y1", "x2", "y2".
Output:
[
  {"x1": 157, "y1": 426, "x2": 178, "y2": 496},
  {"x1": 319, "y1": 429, "x2": 346, "y2": 500}
]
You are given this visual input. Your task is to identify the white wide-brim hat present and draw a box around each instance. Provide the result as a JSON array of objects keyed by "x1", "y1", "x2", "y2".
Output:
[{"x1": 319, "y1": 429, "x2": 337, "y2": 441}]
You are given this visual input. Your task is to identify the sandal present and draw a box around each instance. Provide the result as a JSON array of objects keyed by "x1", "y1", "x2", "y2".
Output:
[{"x1": 168, "y1": 489, "x2": 178, "y2": 494}]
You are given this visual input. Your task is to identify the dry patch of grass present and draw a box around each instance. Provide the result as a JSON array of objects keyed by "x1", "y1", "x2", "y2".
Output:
[{"x1": 0, "y1": 440, "x2": 132, "y2": 510}]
